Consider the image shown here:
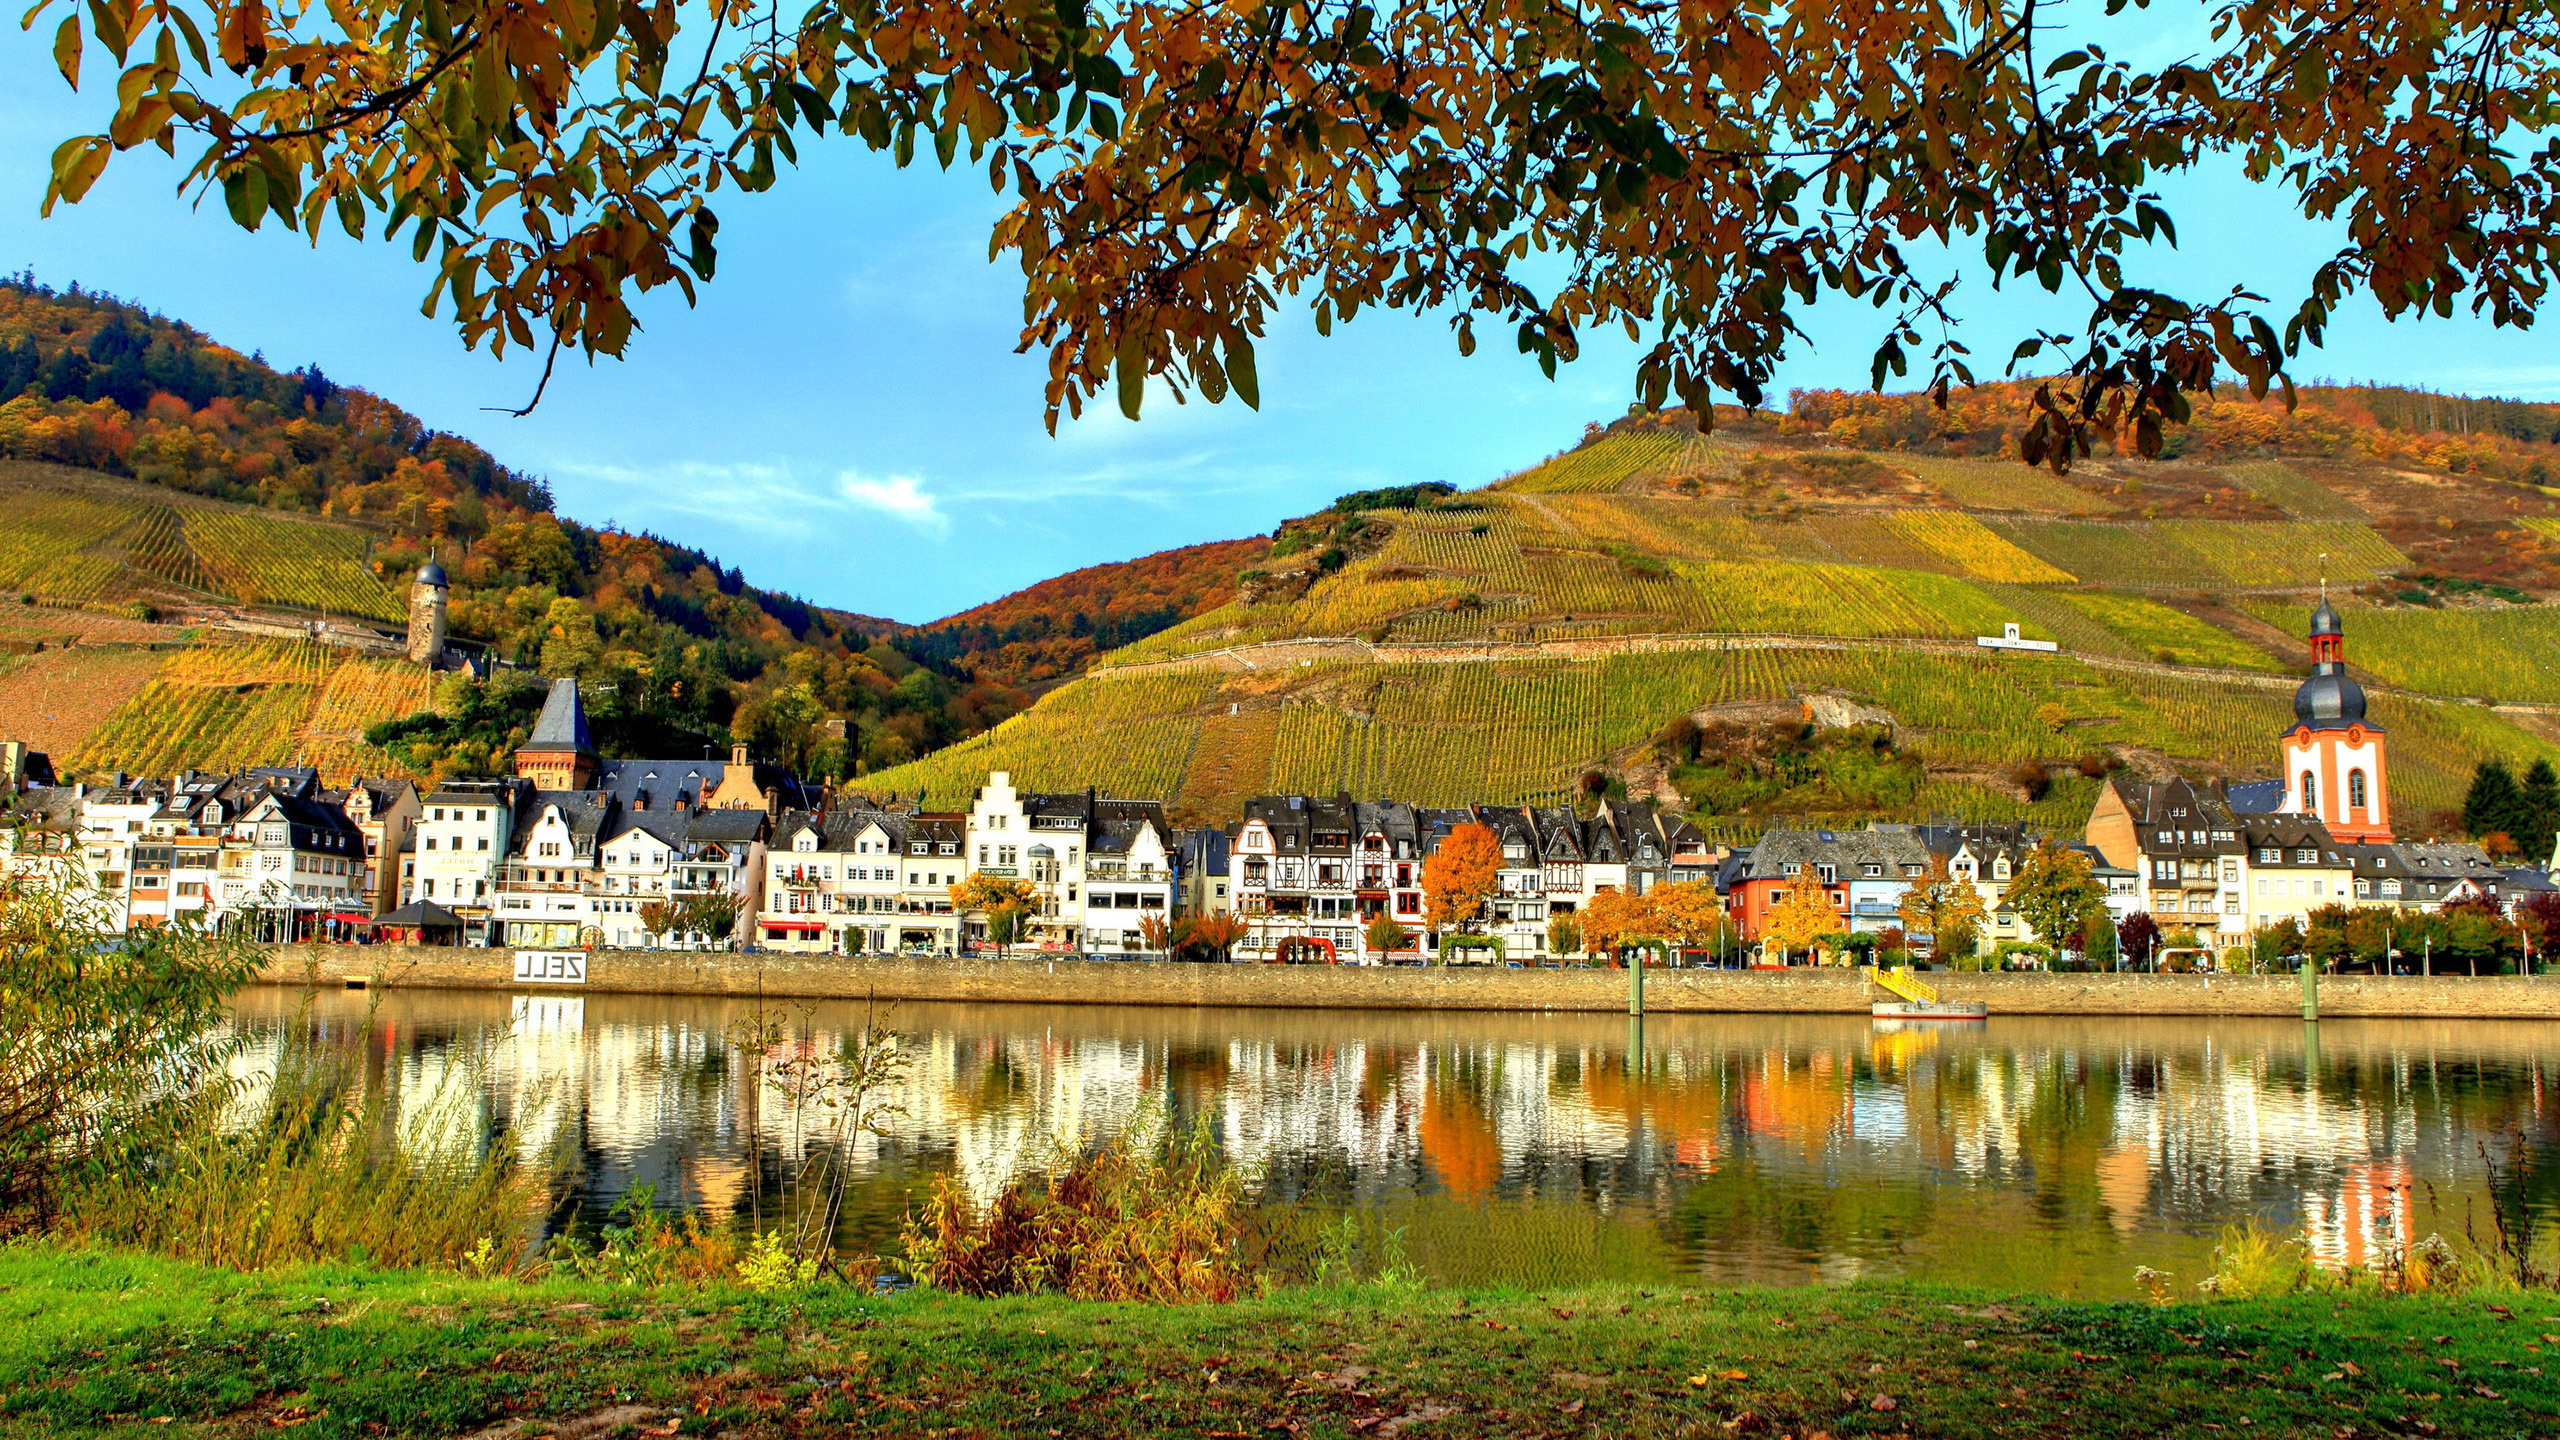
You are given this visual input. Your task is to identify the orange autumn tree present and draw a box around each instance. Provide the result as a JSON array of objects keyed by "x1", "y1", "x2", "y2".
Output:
[
  {"x1": 1421, "y1": 823, "x2": 1501, "y2": 950},
  {"x1": 1578, "y1": 888, "x2": 1652, "y2": 965},
  {"x1": 1762, "y1": 878, "x2": 1847, "y2": 965},
  {"x1": 1647, "y1": 880, "x2": 1733, "y2": 964},
  {"x1": 38, "y1": 0, "x2": 2553, "y2": 439}
]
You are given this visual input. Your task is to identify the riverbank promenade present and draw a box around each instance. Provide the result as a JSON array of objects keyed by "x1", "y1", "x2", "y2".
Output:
[{"x1": 254, "y1": 945, "x2": 2560, "y2": 1018}]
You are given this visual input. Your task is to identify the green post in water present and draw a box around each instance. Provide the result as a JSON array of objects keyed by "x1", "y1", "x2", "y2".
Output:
[
  {"x1": 1630, "y1": 945, "x2": 1644, "y2": 1017},
  {"x1": 2301, "y1": 953, "x2": 2319, "y2": 1022}
]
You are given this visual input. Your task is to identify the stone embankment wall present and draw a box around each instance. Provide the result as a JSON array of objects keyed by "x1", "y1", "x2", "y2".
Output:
[{"x1": 253, "y1": 946, "x2": 2560, "y2": 1018}]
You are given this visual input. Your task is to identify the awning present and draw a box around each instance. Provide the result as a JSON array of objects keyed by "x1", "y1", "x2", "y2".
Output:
[
  {"x1": 764, "y1": 921, "x2": 825, "y2": 933},
  {"x1": 379, "y1": 900, "x2": 464, "y2": 927},
  {"x1": 322, "y1": 912, "x2": 376, "y2": 925}
]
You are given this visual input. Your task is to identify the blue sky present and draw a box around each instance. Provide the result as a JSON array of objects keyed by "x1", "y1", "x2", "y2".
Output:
[{"x1": 5, "y1": 16, "x2": 2559, "y2": 623}]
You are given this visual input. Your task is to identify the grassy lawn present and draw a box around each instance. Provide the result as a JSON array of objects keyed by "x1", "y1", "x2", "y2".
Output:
[{"x1": 2, "y1": 1246, "x2": 2555, "y2": 1439}]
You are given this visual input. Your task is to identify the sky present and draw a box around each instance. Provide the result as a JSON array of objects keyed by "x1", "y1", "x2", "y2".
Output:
[{"x1": 4, "y1": 14, "x2": 2558, "y2": 624}]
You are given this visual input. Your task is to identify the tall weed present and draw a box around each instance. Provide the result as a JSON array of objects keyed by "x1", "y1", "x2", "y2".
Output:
[
  {"x1": 62, "y1": 1016, "x2": 553, "y2": 1272},
  {"x1": 903, "y1": 1110, "x2": 1256, "y2": 1303},
  {"x1": 1, "y1": 872, "x2": 259, "y2": 1234}
]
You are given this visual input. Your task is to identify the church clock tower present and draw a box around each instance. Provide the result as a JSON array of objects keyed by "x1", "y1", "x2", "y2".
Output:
[{"x1": 2282, "y1": 597, "x2": 2391, "y2": 842}]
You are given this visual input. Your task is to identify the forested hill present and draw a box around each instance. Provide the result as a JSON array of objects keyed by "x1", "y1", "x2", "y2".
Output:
[
  {"x1": 0, "y1": 277, "x2": 1229, "y2": 783},
  {"x1": 899, "y1": 537, "x2": 1273, "y2": 688}
]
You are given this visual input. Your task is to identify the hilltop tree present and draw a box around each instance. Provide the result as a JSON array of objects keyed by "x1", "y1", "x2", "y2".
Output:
[
  {"x1": 1760, "y1": 879, "x2": 1843, "y2": 964},
  {"x1": 1421, "y1": 824, "x2": 1500, "y2": 939},
  {"x1": 2463, "y1": 760, "x2": 2524, "y2": 842},
  {"x1": 2520, "y1": 759, "x2": 2560, "y2": 863},
  {"x1": 37, "y1": 2, "x2": 2560, "y2": 440},
  {"x1": 2004, "y1": 844, "x2": 2108, "y2": 957},
  {"x1": 1897, "y1": 856, "x2": 1987, "y2": 961}
]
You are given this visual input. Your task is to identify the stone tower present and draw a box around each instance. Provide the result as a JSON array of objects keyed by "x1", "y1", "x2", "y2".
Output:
[
  {"x1": 406, "y1": 557, "x2": 448, "y2": 667},
  {"x1": 2282, "y1": 596, "x2": 2392, "y2": 842}
]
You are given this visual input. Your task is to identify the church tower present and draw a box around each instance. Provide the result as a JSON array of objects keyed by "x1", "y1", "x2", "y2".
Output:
[
  {"x1": 406, "y1": 557, "x2": 448, "y2": 667},
  {"x1": 513, "y1": 677, "x2": 599, "y2": 791},
  {"x1": 2282, "y1": 597, "x2": 2391, "y2": 842}
]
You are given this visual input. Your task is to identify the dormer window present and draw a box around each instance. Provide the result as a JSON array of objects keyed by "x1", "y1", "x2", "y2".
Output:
[{"x1": 1861, "y1": 863, "x2": 1882, "y2": 877}]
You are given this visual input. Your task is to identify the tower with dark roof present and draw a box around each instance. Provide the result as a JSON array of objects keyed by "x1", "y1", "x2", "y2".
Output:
[
  {"x1": 406, "y1": 556, "x2": 448, "y2": 667},
  {"x1": 2282, "y1": 596, "x2": 2391, "y2": 842},
  {"x1": 512, "y1": 677, "x2": 598, "y2": 790}
]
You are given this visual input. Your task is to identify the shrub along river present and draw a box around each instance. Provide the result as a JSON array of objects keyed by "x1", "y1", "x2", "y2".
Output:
[{"x1": 232, "y1": 989, "x2": 2560, "y2": 1300}]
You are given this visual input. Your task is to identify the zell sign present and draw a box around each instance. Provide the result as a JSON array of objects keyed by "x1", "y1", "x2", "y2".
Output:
[{"x1": 513, "y1": 950, "x2": 587, "y2": 985}]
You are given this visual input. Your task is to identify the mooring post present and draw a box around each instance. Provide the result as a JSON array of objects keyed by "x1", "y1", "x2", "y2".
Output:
[
  {"x1": 2301, "y1": 953, "x2": 2319, "y2": 1022},
  {"x1": 1629, "y1": 945, "x2": 1645, "y2": 1017}
]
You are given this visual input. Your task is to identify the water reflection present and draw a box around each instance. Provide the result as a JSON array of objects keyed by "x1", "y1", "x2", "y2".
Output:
[{"x1": 229, "y1": 990, "x2": 2560, "y2": 1299}]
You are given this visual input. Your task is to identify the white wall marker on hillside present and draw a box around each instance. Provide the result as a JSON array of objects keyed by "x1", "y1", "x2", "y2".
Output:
[{"x1": 1976, "y1": 622, "x2": 2059, "y2": 653}]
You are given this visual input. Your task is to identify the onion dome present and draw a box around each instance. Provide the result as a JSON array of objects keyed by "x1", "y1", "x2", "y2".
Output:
[
  {"x1": 2293, "y1": 667, "x2": 2368, "y2": 727},
  {"x1": 416, "y1": 559, "x2": 449, "y2": 588},
  {"x1": 2310, "y1": 596, "x2": 2342, "y2": 637}
]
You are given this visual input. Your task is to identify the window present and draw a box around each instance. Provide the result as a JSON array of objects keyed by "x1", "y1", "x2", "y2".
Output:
[
  {"x1": 1817, "y1": 864, "x2": 1837, "y2": 883},
  {"x1": 424, "y1": 836, "x2": 438, "y2": 851},
  {"x1": 1862, "y1": 863, "x2": 1883, "y2": 877},
  {"x1": 2152, "y1": 859, "x2": 2176, "y2": 881},
  {"x1": 2296, "y1": 848, "x2": 2317, "y2": 864},
  {"x1": 539, "y1": 842, "x2": 561, "y2": 858},
  {"x1": 2300, "y1": 771, "x2": 2318, "y2": 812},
  {"x1": 1782, "y1": 862, "x2": 1801, "y2": 876},
  {"x1": 476, "y1": 809, "x2": 489, "y2": 821},
  {"x1": 2349, "y1": 770, "x2": 2368, "y2": 809},
  {"x1": 2258, "y1": 847, "x2": 2279, "y2": 863}
]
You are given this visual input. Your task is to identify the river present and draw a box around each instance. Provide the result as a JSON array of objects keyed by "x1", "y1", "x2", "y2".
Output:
[{"x1": 231, "y1": 988, "x2": 2560, "y2": 1299}]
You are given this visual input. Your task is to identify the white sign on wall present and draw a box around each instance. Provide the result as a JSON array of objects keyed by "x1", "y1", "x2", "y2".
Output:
[
  {"x1": 513, "y1": 950, "x2": 588, "y2": 985},
  {"x1": 1976, "y1": 622, "x2": 2059, "y2": 653}
]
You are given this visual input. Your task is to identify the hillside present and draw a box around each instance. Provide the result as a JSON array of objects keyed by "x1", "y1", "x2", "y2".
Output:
[
  {"x1": 897, "y1": 536, "x2": 1272, "y2": 689},
  {"x1": 856, "y1": 382, "x2": 2560, "y2": 833},
  {"x1": 0, "y1": 278, "x2": 1245, "y2": 786}
]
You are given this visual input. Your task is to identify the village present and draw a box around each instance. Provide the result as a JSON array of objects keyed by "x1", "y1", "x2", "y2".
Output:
[{"x1": 0, "y1": 588, "x2": 2546, "y2": 974}]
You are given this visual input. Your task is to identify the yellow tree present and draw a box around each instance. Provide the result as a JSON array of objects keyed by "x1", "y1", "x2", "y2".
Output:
[
  {"x1": 1421, "y1": 823, "x2": 1501, "y2": 944},
  {"x1": 1646, "y1": 880, "x2": 1731, "y2": 961},
  {"x1": 1897, "y1": 855, "x2": 1988, "y2": 962},
  {"x1": 949, "y1": 871, "x2": 1037, "y2": 953},
  {"x1": 1761, "y1": 880, "x2": 1846, "y2": 964}
]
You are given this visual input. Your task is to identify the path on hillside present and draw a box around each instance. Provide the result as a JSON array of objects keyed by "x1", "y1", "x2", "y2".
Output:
[{"x1": 1091, "y1": 627, "x2": 2560, "y2": 717}]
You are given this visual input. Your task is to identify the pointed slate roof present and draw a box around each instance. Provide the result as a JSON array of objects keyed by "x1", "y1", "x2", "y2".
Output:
[{"x1": 520, "y1": 677, "x2": 592, "y2": 754}]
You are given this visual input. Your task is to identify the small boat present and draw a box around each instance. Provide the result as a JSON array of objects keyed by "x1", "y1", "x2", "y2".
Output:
[
  {"x1": 1871, "y1": 998, "x2": 1989, "y2": 1021},
  {"x1": 1863, "y1": 966, "x2": 1988, "y2": 1020}
]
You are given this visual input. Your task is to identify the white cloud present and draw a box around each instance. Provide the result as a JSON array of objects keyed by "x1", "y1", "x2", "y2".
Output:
[{"x1": 838, "y1": 471, "x2": 948, "y2": 532}]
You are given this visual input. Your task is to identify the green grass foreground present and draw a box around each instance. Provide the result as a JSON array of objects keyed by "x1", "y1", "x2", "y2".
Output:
[{"x1": 2, "y1": 1247, "x2": 2555, "y2": 1440}]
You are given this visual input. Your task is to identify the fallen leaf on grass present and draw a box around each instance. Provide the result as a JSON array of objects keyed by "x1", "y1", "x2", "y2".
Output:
[
  {"x1": 2472, "y1": 1385, "x2": 2501, "y2": 1399},
  {"x1": 2341, "y1": 1362, "x2": 2364, "y2": 1377},
  {"x1": 1870, "y1": 1395, "x2": 1898, "y2": 1412},
  {"x1": 1560, "y1": 1399, "x2": 1584, "y2": 1416},
  {"x1": 1481, "y1": 1320, "x2": 1512, "y2": 1331},
  {"x1": 1718, "y1": 1370, "x2": 1749, "y2": 1381}
]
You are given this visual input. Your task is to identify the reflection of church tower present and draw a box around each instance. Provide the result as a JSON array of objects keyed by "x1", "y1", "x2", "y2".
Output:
[
  {"x1": 406, "y1": 557, "x2": 448, "y2": 667},
  {"x1": 2283, "y1": 597, "x2": 2391, "y2": 841}
]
